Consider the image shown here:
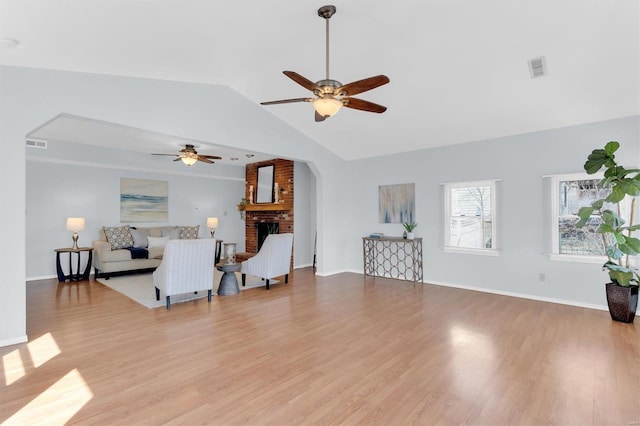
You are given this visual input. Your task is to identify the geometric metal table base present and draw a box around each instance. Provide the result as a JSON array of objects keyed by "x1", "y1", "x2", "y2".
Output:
[{"x1": 362, "y1": 237, "x2": 423, "y2": 282}]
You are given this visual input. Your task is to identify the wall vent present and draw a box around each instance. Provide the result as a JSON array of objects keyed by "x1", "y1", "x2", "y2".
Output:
[
  {"x1": 25, "y1": 138, "x2": 48, "y2": 149},
  {"x1": 528, "y1": 56, "x2": 547, "y2": 78}
]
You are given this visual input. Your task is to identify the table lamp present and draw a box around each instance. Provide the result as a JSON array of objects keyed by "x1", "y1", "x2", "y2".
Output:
[
  {"x1": 207, "y1": 217, "x2": 219, "y2": 238},
  {"x1": 66, "y1": 217, "x2": 85, "y2": 249}
]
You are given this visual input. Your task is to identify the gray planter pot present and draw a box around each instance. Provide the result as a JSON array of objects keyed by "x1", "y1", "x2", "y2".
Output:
[{"x1": 605, "y1": 283, "x2": 638, "y2": 323}]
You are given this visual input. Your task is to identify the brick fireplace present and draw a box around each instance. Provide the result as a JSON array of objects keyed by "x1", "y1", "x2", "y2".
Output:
[{"x1": 243, "y1": 158, "x2": 294, "y2": 254}]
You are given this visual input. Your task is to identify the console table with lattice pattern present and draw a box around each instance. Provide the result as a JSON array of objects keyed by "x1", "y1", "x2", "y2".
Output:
[{"x1": 362, "y1": 237, "x2": 423, "y2": 282}]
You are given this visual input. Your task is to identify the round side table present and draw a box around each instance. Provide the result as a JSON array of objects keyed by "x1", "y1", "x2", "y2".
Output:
[{"x1": 216, "y1": 263, "x2": 242, "y2": 295}]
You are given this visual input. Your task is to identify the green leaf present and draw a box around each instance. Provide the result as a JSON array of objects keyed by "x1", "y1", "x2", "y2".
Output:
[
  {"x1": 605, "y1": 245, "x2": 624, "y2": 259},
  {"x1": 584, "y1": 149, "x2": 609, "y2": 174},
  {"x1": 596, "y1": 224, "x2": 615, "y2": 234},
  {"x1": 576, "y1": 207, "x2": 595, "y2": 228},
  {"x1": 599, "y1": 176, "x2": 614, "y2": 188},
  {"x1": 402, "y1": 222, "x2": 418, "y2": 232},
  {"x1": 620, "y1": 180, "x2": 640, "y2": 196},
  {"x1": 613, "y1": 233, "x2": 626, "y2": 244},
  {"x1": 608, "y1": 269, "x2": 634, "y2": 286},
  {"x1": 624, "y1": 237, "x2": 640, "y2": 253},
  {"x1": 620, "y1": 224, "x2": 640, "y2": 232},
  {"x1": 604, "y1": 141, "x2": 620, "y2": 155},
  {"x1": 618, "y1": 242, "x2": 639, "y2": 255},
  {"x1": 603, "y1": 261, "x2": 634, "y2": 286},
  {"x1": 592, "y1": 200, "x2": 604, "y2": 209},
  {"x1": 620, "y1": 168, "x2": 640, "y2": 177},
  {"x1": 603, "y1": 166, "x2": 626, "y2": 178},
  {"x1": 601, "y1": 210, "x2": 625, "y2": 227},
  {"x1": 604, "y1": 261, "x2": 636, "y2": 286},
  {"x1": 605, "y1": 185, "x2": 625, "y2": 203}
]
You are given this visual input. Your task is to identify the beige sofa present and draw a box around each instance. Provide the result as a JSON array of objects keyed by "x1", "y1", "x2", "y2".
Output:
[{"x1": 93, "y1": 225, "x2": 199, "y2": 279}]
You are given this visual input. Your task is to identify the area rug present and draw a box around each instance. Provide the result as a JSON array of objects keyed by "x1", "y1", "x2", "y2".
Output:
[{"x1": 96, "y1": 271, "x2": 277, "y2": 309}]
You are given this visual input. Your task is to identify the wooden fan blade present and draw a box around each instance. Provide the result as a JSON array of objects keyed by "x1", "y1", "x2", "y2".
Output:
[
  {"x1": 342, "y1": 97, "x2": 387, "y2": 113},
  {"x1": 197, "y1": 157, "x2": 215, "y2": 164},
  {"x1": 315, "y1": 111, "x2": 327, "y2": 122},
  {"x1": 152, "y1": 153, "x2": 179, "y2": 157},
  {"x1": 199, "y1": 154, "x2": 222, "y2": 160},
  {"x1": 336, "y1": 75, "x2": 390, "y2": 97},
  {"x1": 283, "y1": 71, "x2": 320, "y2": 92},
  {"x1": 261, "y1": 97, "x2": 313, "y2": 105}
]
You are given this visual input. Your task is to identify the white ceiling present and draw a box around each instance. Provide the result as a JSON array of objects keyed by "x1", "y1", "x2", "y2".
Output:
[{"x1": 1, "y1": 0, "x2": 639, "y2": 161}]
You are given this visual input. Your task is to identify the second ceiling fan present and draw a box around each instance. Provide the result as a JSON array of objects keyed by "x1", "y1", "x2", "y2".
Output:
[
  {"x1": 261, "y1": 5, "x2": 390, "y2": 122},
  {"x1": 151, "y1": 144, "x2": 221, "y2": 166}
]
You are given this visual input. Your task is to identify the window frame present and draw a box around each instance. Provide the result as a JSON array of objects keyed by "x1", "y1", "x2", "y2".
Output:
[
  {"x1": 549, "y1": 172, "x2": 609, "y2": 264},
  {"x1": 443, "y1": 179, "x2": 499, "y2": 256}
]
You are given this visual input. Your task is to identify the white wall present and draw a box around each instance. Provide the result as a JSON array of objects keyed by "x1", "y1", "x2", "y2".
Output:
[
  {"x1": 343, "y1": 115, "x2": 640, "y2": 309},
  {"x1": 26, "y1": 141, "x2": 247, "y2": 279},
  {"x1": 0, "y1": 69, "x2": 27, "y2": 347},
  {"x1": 293, "y1": 161, "x2": 316, "y2": 268}
]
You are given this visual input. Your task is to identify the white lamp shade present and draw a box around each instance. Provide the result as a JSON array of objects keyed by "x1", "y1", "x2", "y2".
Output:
[
  {"x1": 313, "y1": 97, "x2": 343, "y2": 117},
  {"x1": 66, "y1": 217, "x2": 85, "y2": 232},
  {"x1": 207, "y1": 217, "x2": 219, "y2": 229},
  {"x1": 181, "y1": 156, "x2": 197, "y2": 166}
]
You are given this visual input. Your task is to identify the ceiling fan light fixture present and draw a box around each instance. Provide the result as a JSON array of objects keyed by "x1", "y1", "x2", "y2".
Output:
[
  {"x1": 313, "y1": 96, "x2": 342, "y2": 117},
  {"x1": 260, "y1": 5, "x2": 389, "y2": 121},
  {"x1": 180, "y1": 154, "x2": 198, "y2": 166}
]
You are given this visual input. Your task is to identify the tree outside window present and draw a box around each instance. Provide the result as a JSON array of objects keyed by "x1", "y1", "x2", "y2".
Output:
[{"x1": 444, "y1": 180, "x2": 498, "y2": 254}]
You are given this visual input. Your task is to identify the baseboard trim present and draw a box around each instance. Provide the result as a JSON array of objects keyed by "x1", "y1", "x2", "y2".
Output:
[
  {"x1": 0, "y1": 335, "x2": 28, "y2": 348},
  {"x1": 424, "y1": 278, "x2": 611, "y2": 312},
  {"x1": 315, "y1": 269, "x2": 351, "y2": 277},
  {"x1": 294, "y1": 263, "x2": 313, "y2": 270},
  {"x1": 26, "y1": 274, "x2": 57, "y2": 282},
  {"x1": 339, "y1": 269, "x2": 625, "y2": 313}
]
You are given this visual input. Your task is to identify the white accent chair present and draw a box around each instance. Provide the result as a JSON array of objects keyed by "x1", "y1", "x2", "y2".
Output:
[
  {"x1": 241, "y1": 233, "x2": 294, "y2": 290},
  {"x1": 153, "y1": 239, "x2": 217, "y2": 309}
]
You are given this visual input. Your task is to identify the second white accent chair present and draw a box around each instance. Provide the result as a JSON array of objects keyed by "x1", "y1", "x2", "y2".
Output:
[
  {"x1": 241, "y1": 233, "x2": 294, "y2": 290},
  {"x1": 153, "y1": 239, "x2": 217, "y2": 309}
]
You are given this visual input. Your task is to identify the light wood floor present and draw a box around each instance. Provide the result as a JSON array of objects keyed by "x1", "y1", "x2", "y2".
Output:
[{"x1": 1, "y1": 268, "x2": 638, "y2": 425}]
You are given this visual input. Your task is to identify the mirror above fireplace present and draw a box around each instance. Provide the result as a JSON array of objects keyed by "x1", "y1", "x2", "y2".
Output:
[{"x1": 256, "y1": 165, "x2": 275, "y2": 203}]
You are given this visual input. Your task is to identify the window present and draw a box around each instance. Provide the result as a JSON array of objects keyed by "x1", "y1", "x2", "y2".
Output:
[
  {"x1": 550, "y1": 173, "x2": 620, "y2": 262},
  {"x1": 444, "y1": 180, "x2": 498, "y2": 256}
]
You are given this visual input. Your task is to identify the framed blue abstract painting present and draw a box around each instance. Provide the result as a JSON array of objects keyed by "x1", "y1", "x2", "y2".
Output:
[
  {"x1": 379, "y1": 183, "x2": 415, "y2": 223},
  {"x1": 120, "y1": 178, "x2": 168, "y2": 222}
]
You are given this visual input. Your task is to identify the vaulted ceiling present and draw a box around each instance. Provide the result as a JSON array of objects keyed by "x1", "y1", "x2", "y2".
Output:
[{"x1": 1, "y1": 0, "x2": 638, "y2": 161}]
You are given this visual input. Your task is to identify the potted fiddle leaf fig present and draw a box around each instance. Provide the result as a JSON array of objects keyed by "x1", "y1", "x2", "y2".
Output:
[{"x1": 576, "y1": 141, "x2": 639, "y2": 323}]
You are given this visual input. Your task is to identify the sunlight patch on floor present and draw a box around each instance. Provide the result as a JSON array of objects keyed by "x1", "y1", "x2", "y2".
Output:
[
  {"x1": 449, "y1": 325, "x2": 497, "y2": 398},
  {"x1": 2, "y1": 349, "x2": 25, "y2": 386},
  {"x1": 27, "y1": 332, "x2": 61, "y2": 368},
  {"x1": 4, "y1": 368, "x2": 94, "y2": 425}
]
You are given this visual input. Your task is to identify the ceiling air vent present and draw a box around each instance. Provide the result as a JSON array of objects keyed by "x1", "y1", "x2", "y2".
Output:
[
  {"x1": 25, "y1": 138, "x2": 48, "y2": 149},
  {"x1": 528, "y1": 56, "x2": 547, "y2": 78}
]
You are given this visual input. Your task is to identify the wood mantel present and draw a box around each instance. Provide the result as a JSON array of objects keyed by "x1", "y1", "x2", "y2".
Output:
[{"x1": 238, "y1": 202, "x2": 291, "y2": 212}]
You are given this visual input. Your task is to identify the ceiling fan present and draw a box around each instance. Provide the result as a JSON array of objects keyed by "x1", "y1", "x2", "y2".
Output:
[
  {"x1": 261, "y1": 5, "x2": 390, "y2": 122},
  {"x1": 151, "y1": 144, "x2": 222, "y2": 166}
]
